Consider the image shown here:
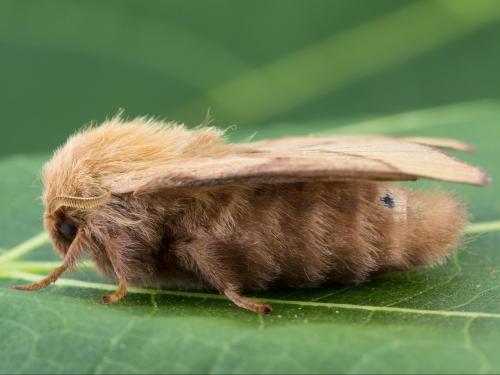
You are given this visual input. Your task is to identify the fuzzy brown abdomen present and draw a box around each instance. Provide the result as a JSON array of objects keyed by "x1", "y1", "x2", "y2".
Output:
[
  {"x1": 173, "y1": 181, "x2": 467, "y2": 293},
  {"x1": 397, "y1": 188, "x2": 467, "y2": 269},
  {"x1": 322, "y1": 183, "x2": 467, "y2": 283},
  {"x1": 233, "y1": 182, "x2": 467, "y2": 290}
]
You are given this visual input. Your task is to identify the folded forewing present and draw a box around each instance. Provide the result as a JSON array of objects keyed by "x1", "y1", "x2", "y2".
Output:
[{"x1": 120, "y1": 138, "x2": 489, "y2": 195}]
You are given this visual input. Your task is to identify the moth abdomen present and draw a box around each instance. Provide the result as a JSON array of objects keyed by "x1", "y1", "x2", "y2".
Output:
[
  {"x1": 372, "y1": 186, "x2": 466, "y2": 275},
  {"x1": 404, "y1": 189, "x2": 466, "y2": 267}
]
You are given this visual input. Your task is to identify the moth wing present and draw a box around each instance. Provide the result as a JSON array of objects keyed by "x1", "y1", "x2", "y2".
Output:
[
  {"x1": 117, "y1": 137, "x2": 489, "y2": 195},
  {"x1": 251, "y1": 135, "x2": 475, "y2": 152}
]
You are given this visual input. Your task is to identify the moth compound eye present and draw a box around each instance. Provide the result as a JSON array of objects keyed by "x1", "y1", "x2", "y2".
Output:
[{"x1": 59, "y1": 219, "x2": 77, "y2": 242}]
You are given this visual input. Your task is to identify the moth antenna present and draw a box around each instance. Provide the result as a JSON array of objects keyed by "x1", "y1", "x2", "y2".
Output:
[{"x1": 49, "y1": 192, "x2": 111, "y2": 213}]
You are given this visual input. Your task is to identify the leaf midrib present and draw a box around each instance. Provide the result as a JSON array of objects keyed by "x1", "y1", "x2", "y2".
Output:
[{"x1": 4, "y1": 270, "x2": 500, "y2": 320}]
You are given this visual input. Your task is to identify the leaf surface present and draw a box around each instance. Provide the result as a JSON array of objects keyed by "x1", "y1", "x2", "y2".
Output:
[{"x1": 1, "y1": 103, "x2": 500, "y2": 374}]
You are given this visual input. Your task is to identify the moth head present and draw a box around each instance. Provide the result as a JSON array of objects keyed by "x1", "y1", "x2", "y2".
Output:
[
  {"x1": 43, "y1": 192, "x2": 111, "y2": 256},
  {"x1": 42, "y1": 169, "x2": 111, "y2": 256},
  {"x1": 40, "y1": 122, "x2": 116, "y2": 255},
  {"x1": 41, "y1": 140, "x2": 112, "y2": 256}
]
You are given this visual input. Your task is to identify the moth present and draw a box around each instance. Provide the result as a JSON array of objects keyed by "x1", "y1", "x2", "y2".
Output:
[{"x1": 13, "y1": 116, "x2": 490, "y2": 314}]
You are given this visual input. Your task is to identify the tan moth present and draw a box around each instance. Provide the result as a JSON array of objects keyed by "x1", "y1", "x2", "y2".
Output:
[{"x1": 13, "y1": 116, "x2": 490, "y2": 314}]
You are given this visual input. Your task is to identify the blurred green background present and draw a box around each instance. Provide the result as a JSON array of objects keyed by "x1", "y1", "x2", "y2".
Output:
[
  {"x1": 2, "y1": 2, "x2": 500, "y2": 374},
  {"x1": 1, "y1": 0, "x2": 500, "y2": 157}
]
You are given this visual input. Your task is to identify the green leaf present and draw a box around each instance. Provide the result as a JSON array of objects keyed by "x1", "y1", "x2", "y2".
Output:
[{"x1": 1, "y1": 102, "x2": 500, "y2": 374}]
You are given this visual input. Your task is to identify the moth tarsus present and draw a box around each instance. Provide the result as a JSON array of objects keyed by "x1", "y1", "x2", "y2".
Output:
[
  {"x1": 13, "y1": 116, "x2": 490, "y2": 314},
  {"x1": 97, "y1": 269, "x2": 127, "y2": 304},
  {"x1": 224, "y1": 289, "x2": 272, "y2": 315}
]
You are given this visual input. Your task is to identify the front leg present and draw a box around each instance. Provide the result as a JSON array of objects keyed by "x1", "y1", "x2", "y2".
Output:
[
  {"x1": 13, "y1": 230, "x2": 84, "y2": 291},
  {"x1": 177, "y1": 237, "x2": 272, "y2": 314}
]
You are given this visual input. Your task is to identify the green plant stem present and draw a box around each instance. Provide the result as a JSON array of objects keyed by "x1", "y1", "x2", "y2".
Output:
[
  {"x1": 465, "y1": 220, "x2": 500, "y2": 234},
  {"x1": 0, "y1": 232, "x2": 49, "y2": 263}
]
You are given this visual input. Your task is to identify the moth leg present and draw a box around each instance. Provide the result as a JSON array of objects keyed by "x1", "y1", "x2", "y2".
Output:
[
  {"x1": 224, "y1": 288, "x2": 272, "y2": 315},
  {"x1": 178, "y1": 236, "x2": 272, "y2": 314},
  {"x1": 12, "y1": 230, "x2": 83, "y2": 291},
  {"x1": 12, "y1": 265, "x2": 66, "y2": 291},
  {"x1": 100, "y1": 235, "x2": 128, "y2": 304},
  {"x1": 101, "y1": 273, "x2": 128, "y2": 304}
]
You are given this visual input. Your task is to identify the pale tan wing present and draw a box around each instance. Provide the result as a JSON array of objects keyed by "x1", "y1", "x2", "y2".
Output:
[
  {"x1": 118, "y1": 138, "x2": 489, "y2": 195},
  {"x1": 251, "y1": 135, "x2": 475, "y2": 152},
  {"x1": 399, "y1": 137, "x2": 475, "y2": 152}
]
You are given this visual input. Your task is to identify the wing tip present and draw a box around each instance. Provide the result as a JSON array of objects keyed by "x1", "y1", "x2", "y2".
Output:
[
  {"x1": 455, "y1": 142, "x2": 476, "y2": 153},
  {"x1": 442, "y1": 138, "x2": 476, "y2": 153},
  {"x1": 401, "y1": 136, "x2": 476, "y2": 153},
  {"x1": 479, "y1": 169, "x2": 492, "y2": 186}
]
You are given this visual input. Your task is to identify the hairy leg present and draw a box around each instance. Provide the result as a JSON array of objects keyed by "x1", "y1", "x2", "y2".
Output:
[
  {"x1": 100, "y1": 235, "x2": 128, "y2": 304},
  {"x1": 177, "y1": 237, "x2": 273, "y2": 314},
  {"x1": 12, "y1": 230, "x2": 84, "y2": 291},
  {"x1": 224, "y1": 288, "x2": 272, "y2": 314},
  {"x1": 101, "y1": 273, "x2": 127, "y2": 304}
]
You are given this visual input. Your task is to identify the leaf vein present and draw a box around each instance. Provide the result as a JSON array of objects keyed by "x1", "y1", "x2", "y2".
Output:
[{"x1": 6, "y1": 271, "x2": 500, "y2": 320}]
